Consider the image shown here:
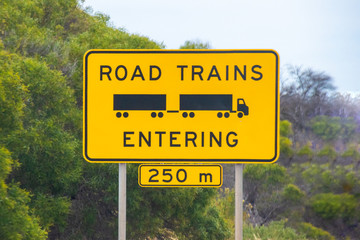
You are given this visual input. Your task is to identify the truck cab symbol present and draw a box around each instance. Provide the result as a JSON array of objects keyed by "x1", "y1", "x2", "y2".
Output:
[{"x1": 237, "y1": 98, "x2": 249, "y2": 118}]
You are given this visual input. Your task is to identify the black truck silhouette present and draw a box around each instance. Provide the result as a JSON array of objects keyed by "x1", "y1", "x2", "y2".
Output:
[
  {"x1": 113, "y1": 94, "x2": 249, "y2": 118},
  {"x1": 113, "y1": 94, "x2": 166, "y2": 118},
  {"x1": 180, "y1": 94, "x2": 248, "y2": 118}
]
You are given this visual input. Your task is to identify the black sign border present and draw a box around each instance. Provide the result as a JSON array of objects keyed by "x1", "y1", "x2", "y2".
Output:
[{"x1": 84, "y1": 50, "x2": 279, "y2": 163}]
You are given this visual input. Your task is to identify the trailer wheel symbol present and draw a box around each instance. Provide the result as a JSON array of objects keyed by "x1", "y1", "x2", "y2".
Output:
[{"x1": 116, "y1": 112, "x2": 129, "y2": 118}]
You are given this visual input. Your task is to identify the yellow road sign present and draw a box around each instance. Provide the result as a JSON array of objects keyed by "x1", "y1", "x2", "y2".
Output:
[
  {"x1": 83, "y1": 50, "x2": 279, "y2": 163},
  {"x1": 138, "y1": 164, "x2": 222, "y2": 187}
]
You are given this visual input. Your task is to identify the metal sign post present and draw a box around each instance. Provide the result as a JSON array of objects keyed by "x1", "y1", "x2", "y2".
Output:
[
  {"x1": 82, "y1": 50, "x2": 279, "y2": 239},
  {"x1": 235, "y1": 164, "x2": 243, "y2": 240},
  {"x1": 119, "y1": 163, "x2": 126, "y2": 240}
]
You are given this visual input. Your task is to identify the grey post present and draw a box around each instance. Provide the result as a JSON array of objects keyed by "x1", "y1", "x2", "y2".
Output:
[
  {"x1": 119, "y1": 163, "x2": 126, "y2": 240},
  {"x1": 235, "y1": 164, "x2": 243, "y2": 240}
]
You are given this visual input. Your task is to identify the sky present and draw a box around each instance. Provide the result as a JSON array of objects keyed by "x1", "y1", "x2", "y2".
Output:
[{"x1": 84, "y1": 0, "x2": 360, "y2": 94}]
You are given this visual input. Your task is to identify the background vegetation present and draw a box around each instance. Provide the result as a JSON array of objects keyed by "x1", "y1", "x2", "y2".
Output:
[{"x1": 0, "y1": 0, "x2": 359, "y2": 239}]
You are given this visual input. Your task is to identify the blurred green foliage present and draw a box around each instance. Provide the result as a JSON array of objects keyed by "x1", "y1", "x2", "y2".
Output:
[
  {"x1": 298, "y1": 222, "x2": 335, "y2": 240},
  {"x1": 282, "y1": 184, "x2": 305, "y2": 203},
  {"x1": 310, "y1": 193, "x2": 358, "y2": 221},
  {"x1": 244, "y1": 220, "x2": 307, "y2": 240},
  {"x1": 0, "y1": 0, "x2": 230, "y2": 238},
  {"x1": 0, "y1": 146, "x2": 47, "y2": 239},
  {"x1": 180, "y1": 40, "x2": 211, "y2": 49},
  {"x1": 1, "y1": 0, "x2": 360, "y2": 239},
  {"x1": 311, "y1": 116, "x2": 357, "y2": 143}
]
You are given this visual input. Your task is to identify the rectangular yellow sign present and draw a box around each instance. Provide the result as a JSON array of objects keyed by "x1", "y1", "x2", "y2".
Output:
[
  {"x1": 138, "y1": 165, "x2": 222, "y2": 187},
  {"x1": 83, "y1": 50, "x2": 279, "y2": 163}
]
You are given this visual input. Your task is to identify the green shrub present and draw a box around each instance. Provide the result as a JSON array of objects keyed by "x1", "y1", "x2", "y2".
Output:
[
  {"x1": 297, "y1": 143, "x2": 313, "y2": 158},
  {"x1": 281, "y1": 136, "x2": 294, "y2": 157},
  {"x1": 0, "y1": 146, "x2": 47, "y2": 239},
  {"x1": 310, "y1": 193, "x2": 358, "y2": 221},
  {"x1": 317, "y1": 146, "x2": 337, "y2": 161},
  {"x1": 280, "y1": 120, "x2": 293, "y2": 137},
  {"x1": 311, "y1": 116, "x2": 341, "y2": 142},
  {"x1": 342, "y1": 145, "x2": 360, "y2": 160},
  {"x1": 298, "y1": 222, "x2": 335, "y2": 240},
  {"x1": 283, "y1": 184, "x2": 305, "y2": 202},
  {"x1": 244, "y1": 220, "x2": 307, "y2": 240}
]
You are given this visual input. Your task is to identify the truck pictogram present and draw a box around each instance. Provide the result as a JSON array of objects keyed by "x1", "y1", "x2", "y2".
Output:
[
  {"x1": 113, "y1": 94, "x2": 249, "y2": 118},
  {"x1": 179, "y1": 94, "x2": 248, "y2": 118},
  {"x1": 113, "y1": 94, "x2": 166, "y2": 118}
]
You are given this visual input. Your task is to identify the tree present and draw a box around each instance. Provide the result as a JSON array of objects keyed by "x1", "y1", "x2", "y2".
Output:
[
  {"x1": 0, "y1": 48, "x2": 27, "y2": 139},
  {"x1": 243, "y1": 164, "x2": 293, "y2": 225},
  {"x1": 278, "y1": 120, "x2": 295, "y2": 165},
  {"x1": 281, "y1": 66, "x2": 336, "y2": 132},
  {"x1": 0, "y1": 146, "x2": 47, "y2": 239},
  {"x1": 180, "y1": 40, "x2": 211, "y2": 49},
  {"x1": 0, "y1": 30, "x2": 81, "y2": 236}
]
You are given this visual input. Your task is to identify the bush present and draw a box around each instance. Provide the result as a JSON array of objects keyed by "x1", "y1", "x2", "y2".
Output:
[
  {"x1": 283, "y1": 184, "x2": 305, "y2": 203},
  {"x1": 244, "y1": 220, "x2": 307, "y2": 240},
  {"x1": 298, "y1": 222, "x2": 335, "y2": 240},
  {"x1": 0, "y1": 146, "x2": 47, "y2": 239},
  {"x1": 310, "y1": 193, "x2": 358, "y2": 221}
]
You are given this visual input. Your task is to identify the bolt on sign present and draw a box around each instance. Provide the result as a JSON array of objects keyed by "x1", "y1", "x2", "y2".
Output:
[{"x1": 83, "y1": 50, "x2": 279, "y2": 163}]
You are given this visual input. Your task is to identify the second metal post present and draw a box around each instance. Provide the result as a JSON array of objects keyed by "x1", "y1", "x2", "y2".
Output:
[
  {"x1": 235, "y1": 164, "x2": 243, "y2": 240},
  {"x1": 119, "y1": 163, "x2": 126, "y2": 240}
]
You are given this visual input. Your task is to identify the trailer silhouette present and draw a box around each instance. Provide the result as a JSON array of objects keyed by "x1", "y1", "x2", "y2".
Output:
[
  {"x1": 113, "y1": 94, "x2": 249, "y2": 118},
  {"x1": 114, "y1": 94, "x2": 166, "y2": 118},
  {"x1": 180, "y1": 94, "x2": 249, "y2": 118}
]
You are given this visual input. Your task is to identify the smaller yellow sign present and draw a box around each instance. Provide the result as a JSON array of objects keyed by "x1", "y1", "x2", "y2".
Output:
[{"x1": 139, "y1": 165, "x2": 222, "y2": 187}]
